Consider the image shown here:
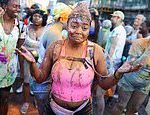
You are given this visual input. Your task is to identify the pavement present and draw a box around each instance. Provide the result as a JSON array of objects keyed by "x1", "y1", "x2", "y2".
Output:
[
  {"x1": 8, "y1": 92, "x2": 38, "y2": 115},
  {"x1": 8, "y1": 93, "x2": 148, "y2": 115},
  {"x1": 7, "y1": 77, "x2": 149, "y2": 115}
]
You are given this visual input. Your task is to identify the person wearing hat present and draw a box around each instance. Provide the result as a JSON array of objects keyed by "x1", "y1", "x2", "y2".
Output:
[
  {"x1": 97, "y1": 19, "x2": 112, "y2": 48},
  {"x1": 110, "y1": 34, "x2": 150, "y2": 115},
  {"x1": 44, "y1": 2, "x2": 72, "y2": 40},
  {"x1": 16, "y1": 3, "x2": 142, "y2": 115},
  {"x1": 105, "y1": 10, "x2": 126, "y2": 74},
  {"x1": 104, "y1": 11, "x2": 126, "y2": 109}
]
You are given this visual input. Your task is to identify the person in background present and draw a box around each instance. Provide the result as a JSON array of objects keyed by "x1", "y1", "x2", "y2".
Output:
[
  {"x1": 87, "y1": 8, "x2": 106, "y2": 115},
  {"x1": 46, "y1": 8, "x2": 54, "y2": 25},
  {"x1": 38, "y1": 2, "x2": 72, "y2": 65},
  {"x1": 122, "y1": 25, "x2": 134, "y2": 61},
  {"x1": 111, "y1": 36, "x2": 150, "y2": 115},
  {"x1": 0, "y1": 0, "x2": 25, "y2": 114},
  {"x1": 105, "y1": 10, "x2": 126, "y2": 71},
  {"x1": 133, "y1": 14, "x2": 146, "y2": 39},
  {"x1": 97, "y1": 20, "x2": 113, "y2": 114},
  {"x1": 23, "y1": 4, "x2": 40, "y2": 26},
  {"x1": 30, "y1": 3, "x2": 40, "y2": 15},
  {"x1": 88, "y1": 8, "x2": 100, "y2": 43},
  {"x1": 16, "y1": 2, "x2": 142, "y2": 115},
  {"x1": 104, "y1": 11, "x2": 126, "y2": 111},
  {"x1": 32, "y1": 5, "x2": 72, "y2": 114},
  {"x1": 16, "y1": 4, "x2": 41, "y2": 94},
  {"x1": 50, "y1": 2, "x2": 72, "y2": 39},
  {"x1": 137, "y1": 23, "x2": 150, "y2": 115},
  {"x1": 20, "y1": 9, "x2": 48, "y2": 114},
  {"x1": 97, "y1": 19, "x2": 112, "y2": 48},
  {"x1": 122, "y1": 14, "x2": 146, "y2": 60}
]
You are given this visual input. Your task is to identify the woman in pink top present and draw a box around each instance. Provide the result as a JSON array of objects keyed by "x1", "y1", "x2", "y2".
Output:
[{"x1": 17, "y1": 2, "x2": 142, "y2": 115}]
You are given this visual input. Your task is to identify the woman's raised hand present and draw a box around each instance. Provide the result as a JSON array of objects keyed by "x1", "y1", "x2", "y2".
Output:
[
  {"x1": 117, "y1": 58, "x2": 143, "y2": 74},
  {"x1": 16, "y1": 46, "x2": 36, "y2": 63}
]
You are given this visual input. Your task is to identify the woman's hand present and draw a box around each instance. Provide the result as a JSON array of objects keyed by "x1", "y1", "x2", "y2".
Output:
[
  {"x1": 117, "y1": 58, "x2": 143, "y2": 74},
  {"x1": 16, "y1": 46, "x2": 36, "y2": 63}
]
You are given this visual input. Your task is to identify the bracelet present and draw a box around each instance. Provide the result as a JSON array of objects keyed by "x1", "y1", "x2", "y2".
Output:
[{"x1": 113, "y1": 69, "x2": 123, "y2": 81}]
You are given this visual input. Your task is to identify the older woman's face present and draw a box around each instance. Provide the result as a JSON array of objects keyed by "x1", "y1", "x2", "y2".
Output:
[
  {"x1": 6, "y1": 0, "x2": 20, "y2": 18},
  {"x1": 32, "y1": 13, "x2": 43, "y2": 26},
  {"x1": 68, "y1": 17, "x2": 90, "y2": 44}
]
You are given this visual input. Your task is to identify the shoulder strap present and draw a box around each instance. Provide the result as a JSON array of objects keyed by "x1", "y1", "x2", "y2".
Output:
[
  {"x1": 87, "y1": 40, "x2": 95, "y2": 59},
  {"x1": 52, "y1": 40, "x2": 66, "y2": 64},
  {"x1": 86, "y1": 40, "x2": 95, "y2": 63},
  {"x1": 85, "y1": 41, "x2": 109, "y2": 78},
  {"x1": 85, "y1": 40, "x2": 95, "y2": 70}
]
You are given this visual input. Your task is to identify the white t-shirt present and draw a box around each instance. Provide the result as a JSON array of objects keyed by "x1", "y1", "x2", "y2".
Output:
[
  {"x1": 105, "y1": 25, "x2": 126, "y2": 66},
  {"x1": 127, "y1": 29, "x2": 139, "y2": 41}
]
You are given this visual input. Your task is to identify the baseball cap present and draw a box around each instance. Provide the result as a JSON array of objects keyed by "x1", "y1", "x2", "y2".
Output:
[{"x1": 111, "y1": 11, "x2": 124, "y2": 20}]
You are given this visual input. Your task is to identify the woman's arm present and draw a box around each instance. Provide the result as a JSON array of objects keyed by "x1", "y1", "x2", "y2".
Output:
[
  {"x1": 16, "y1": 43, "x2": 55, "y2": 83},
  {"x1": 94, "y1": 44, "x2": 117, "y2": 90},
  {"x1": 30, "y1": 45, "x2": 53, "y2": 83},
  {"x1": 94, "y1": 44, "x2": 142, "y2": 90}
]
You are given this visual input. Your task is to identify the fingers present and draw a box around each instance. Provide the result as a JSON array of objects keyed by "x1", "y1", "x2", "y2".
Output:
[
  {"x1": 130, "y1": 63, "x2": 143, "y2": 72},
  {"x1": 20, "y1": 46, "x2": 27, "y2": 51},
  {"x1": 18, "y1": 46, "x2": 28, "y2": 53},
  {"x1": 15, "y1": 48, "x2": 23, "y2": 56}
]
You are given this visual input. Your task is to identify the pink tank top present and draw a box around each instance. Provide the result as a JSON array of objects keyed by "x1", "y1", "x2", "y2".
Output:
[{"x1": 51, "y1": 41, "x2": 95, "y2": 102}]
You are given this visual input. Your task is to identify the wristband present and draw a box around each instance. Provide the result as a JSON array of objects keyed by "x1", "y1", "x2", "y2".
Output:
[{"x1": 113, "y1": 69, "x2": 123, "y2": 81}]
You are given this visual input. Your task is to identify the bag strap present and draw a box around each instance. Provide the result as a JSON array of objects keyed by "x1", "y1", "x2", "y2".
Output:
[{"x1": 85, "y1": 41, "x2": 109, "y2": 78}]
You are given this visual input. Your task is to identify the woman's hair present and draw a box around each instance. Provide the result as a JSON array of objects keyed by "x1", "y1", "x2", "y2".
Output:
[
  {"x1": 0, "y1": 0, "x2": 9, "y2": 7},
  {"x1": 30, "y1": 9, "x2": 48, "y2": 26},
  {"x1": 30, "y1": 3, "x2": 40, "y2": 10}
]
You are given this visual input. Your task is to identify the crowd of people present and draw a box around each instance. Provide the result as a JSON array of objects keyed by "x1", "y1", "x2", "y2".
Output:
[{"x1": 0, "y1": 0, "x2": 149, "y2": 115}]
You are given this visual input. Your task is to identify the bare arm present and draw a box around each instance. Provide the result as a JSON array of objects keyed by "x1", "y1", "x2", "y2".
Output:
[
  {"x1": 16, "y1": 43, "x2": 55, "y2": 83},
  {"x1": 94, "y1": 44, "x2": 119, "y2": 90},
  {"x1": 94, "y1": 44, "x2": 142, "y2": 90},
  {"x1": 30, "y1": 45, "x2": 53, "y2": 83}
]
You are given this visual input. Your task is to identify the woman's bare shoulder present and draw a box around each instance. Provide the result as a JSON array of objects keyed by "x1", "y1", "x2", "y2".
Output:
[
  {"x1": 47, "y1": 39, "x2": 65, "y2": 50},
  {"x1": 92, "y1": 43, "x2": 105, "y2": 64},
  {"x1": 46, "y1": 40, "x2": 65, "y2": 60},
  {"x1": 94, "y1": 43, "x2": 104, "y2": 54}
]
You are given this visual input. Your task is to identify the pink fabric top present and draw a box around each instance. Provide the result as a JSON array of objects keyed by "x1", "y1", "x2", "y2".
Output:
[{"x1": 51, "y1": 41, "x2": 94, "y2": 102}]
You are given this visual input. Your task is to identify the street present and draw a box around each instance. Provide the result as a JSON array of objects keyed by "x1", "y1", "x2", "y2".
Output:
[{"x1": 8, "y1": 92, "x2": 38, "y2": 115}]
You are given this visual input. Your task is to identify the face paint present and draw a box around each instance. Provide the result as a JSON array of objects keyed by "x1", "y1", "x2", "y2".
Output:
[
  {"x1": 69, "y1": 13, "x2": 91, "y2": 23},
  {"x1": 69, "y1": 17, "x2": 90, "y2": 31},
  {"x1": 67, "y1": 17, "x2": 90, "y2": 44}
]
